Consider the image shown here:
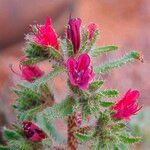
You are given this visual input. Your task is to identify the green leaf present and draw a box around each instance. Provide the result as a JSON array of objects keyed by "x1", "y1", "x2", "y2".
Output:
[
  {"x1": 18, "y1": 106, "x2": 41, "y2": 121},
  {"x1": 94, "y1": 51, "x2": 141, "y2": 74},
  {"x1": 101, "y1": 89, "x2": 119, "y2": 98},
  {"x1": 111, "y1": 123, "x2": 126, "y2": 132},
  {"x1": 41, "y1": 117, "x2": 66, "y2": 144},
  {"x1": 119, "y1": 135, "x2": 142, "y2": 144},
  {"x1": 22, "y1": 57, "x2": 45, "y2": 65},
  {"x1": 94, "y1": 90, "x2": 119, "y2": 100},
  {"x1": 36, "y1": 96, "x2": 75, "y2": 122},
  {"x1": 47, "y1": 46, "x2": 63, "y2": 61},
  {"x1": 75, "y1": 132, "x2": 93, "y2": 142},
  {"x1": 99, "y1": 101, "x2": 114, "y2": 107},
  {"x1": 89, "y1": 80, "x2": 104, "y2": 92},
  {"x1": 90, "y1": 45, "x2": 118, "y2": 57},
  {"x1": 25, "y1": 66, "x2": 65, "y2": 90},
  {"x1": 0, "y1": 146, "x2": 10, "y2": 150},
  {"x1": 66, "y1": 39, "x2": 74, "y2": 56},
  {"x1": 3, "y1": 128, "x2": 21, "y2": 140}
]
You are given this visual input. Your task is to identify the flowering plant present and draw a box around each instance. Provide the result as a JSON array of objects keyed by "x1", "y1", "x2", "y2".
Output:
[{"x1": 0, "y1": 17, "x2": 143, "y2": 150}]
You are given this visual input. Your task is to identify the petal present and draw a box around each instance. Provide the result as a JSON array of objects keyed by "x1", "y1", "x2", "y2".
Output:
[
  {"x1": 66, "y1": 57, "x2": 77, "y2": 72},
  {"x1": 77, "y1": 53, "x2": 90, "y2": 71}
]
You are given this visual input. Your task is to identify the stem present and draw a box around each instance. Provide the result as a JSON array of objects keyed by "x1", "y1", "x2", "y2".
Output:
[{"x1": 67, "y1": 113, "x2": 78, "y2": 150}]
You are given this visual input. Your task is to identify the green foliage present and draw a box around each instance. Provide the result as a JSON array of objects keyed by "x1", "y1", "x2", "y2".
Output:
[
  {"x1": 94, "y1": 51, "x2": 141, "y2": 74},
  {"x1": 18, "y1": 106, "x2": 41, "y2": 121},
  {"x1": 36, "y1": 96, "x2": 75, "y2": 122},
  {"x1": 90, "y1": 45, "x2": 118, "y2": 57},
  {"x1": 75, "y1": 132, "x2": 93, "y2": 142},
  {"x1": 99, "y1": 101, "x2": 114, "y2": 107},
  {"x1": 85, "y1": 30, "x2": 100, "y2": 53},
  {"x1": 89, "y1": 80, "x2": 104, "y2": 92},
  {"x1": 25, "y1": 43, "x2": 63, "y2": 62},
  {"x1": 36, "y1": 96, "x2": 74, "y2": 144},
  {"x1": 22, "y1": 57, "x2": 45, "y2": 65},
  {"x1": 0, "y1": 146, "x2": 10, "y2": 150},
  {"x1": 13, "y1": 88, "x2": 41, "y2": 111},
  {"x1": 119, "y1": 135, "x2": 142, "y2": 144},
  {"x1": 24, "y1": 65, "x2": 66, "y2": 90},
  {"x1": 25, "y1": 43, "x2": 47, "y2": 58},
  {"x1": 3, "y1": 128, "x2": 21, "y2": 140},
  {"x1": 101, "y1": 89, "x2": 119, "y2": 98},
  {"x1": 111, "y1": 123, "x2": 126, "y2": 132}
]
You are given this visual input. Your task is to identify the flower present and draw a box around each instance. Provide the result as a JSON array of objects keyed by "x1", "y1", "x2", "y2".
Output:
[
  {"x1": 112, "y1": 89, "x2": 141, "y2": 121},
  {"x1": 87, "y1": 23, "x2": 97, "y2": 41},
  {"x1": 34, "y1": 18, "x2": 59, "y2": 49},
  {"x1": 66, "y1": 53, "x2": 95, "y2": 90},
  {"x1": 22, "y1": 120, "x2": 47, "y2": 142},
  {"x1": 67, "y1": 17, "x2": 81, "y2": 54},
  {"x1": 11, "y1": 63, "x2": 44, "y2": 82}
]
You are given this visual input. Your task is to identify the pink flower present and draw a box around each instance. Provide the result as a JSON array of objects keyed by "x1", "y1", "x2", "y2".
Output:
[
  {"x1": 11, "y1": 63, "x2": 44, "y2": 82},
  {"x1": 22, "y1": 120, "x2": 47, "y2": 142},
  {"x1": 66, "y1": 53, "x2": 95, "y2": 90},
  {"x1": 34, "y1": 18, "x2": 59, "y2": 50},
  {"x1": 112, "y1": 89, "x2": 141, "y2": 121},
  {"x1": 67, "y1": 18, "x2": 81, "y2": 54},
  {"x1": 87, "y1": 23, "x2": 97, "y2": 41}
]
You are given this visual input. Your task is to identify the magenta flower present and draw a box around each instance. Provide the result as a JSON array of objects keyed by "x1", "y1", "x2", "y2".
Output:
[
  {"x1": 22, "y1": 120, "x2": 47, "y2": 142},
  {"x1": 87, "y1": 23, "x2": 97, "y2": 41},
  {"x1": 67, "y1": 18, "x2": 81, "y2": 54},
  {"x1": 112, "y1": 89, "x2": 141, "y2": 121},
  {"x1": 66, "y1": 53, "x2": 95, "y2": 90},
  {"x1": 34, "y1": 18, "x2": 59, "y2": 50},
  {"x1": 11, "y1": 63, "x2": 44, "y2": 82}
]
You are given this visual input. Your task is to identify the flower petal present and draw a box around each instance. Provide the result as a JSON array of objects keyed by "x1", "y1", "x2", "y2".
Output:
[{"x1": 77, "y1": 53, "x2": 90, "y2": 71}]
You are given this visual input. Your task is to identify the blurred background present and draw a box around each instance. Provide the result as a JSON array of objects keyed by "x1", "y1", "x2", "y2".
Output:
[{"x1": 0, "y1": 0, "x2": 149, "y2": 149}]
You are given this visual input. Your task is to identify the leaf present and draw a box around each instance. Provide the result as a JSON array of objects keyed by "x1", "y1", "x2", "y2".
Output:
[
  {"x1": 111, "y1": 123, "x2": 126, "y2": 132},
  {"x1": 0, "y1": 146, "x2": 10, "y2": 150},
  {"x1": 85, "y1": 30, "x2": 100, "y2": 53},
  {"x1": 90, "y1": 45, "x2": 118, "y2": 57},
  {"x1": 41, "y1": 117, "x2": 66, "y2": 144},
  {"x1": 119, "y1": 135, "x2": 142, "y2": 144},
  {"x1": 94, "y1": 51, "x2": 141, "y2": 74},
  {"x1": 24, "y1": 66, "x2": 65, "y2": 90},
  {"x1": 36, "y1": 97, "x2": 74, "y2": 144},
  {"x1": 22, "y1": 57, "x2": 45, "y2": 65},
  {"x1": 75, "y1": 132, "x2": 93, "y2": 142},
  {"x1": 89, "y1": 80, "x2": 104, "y2": 92},
  {"x1": 18, "y1": 106, "x2": 41, "y2": 121},
  {"x1": 99, "y1": 101, "x2": 114, "y2": 107},
  {"x1": 47, "y1": 46, "x2": 63, "y2": 61},
  {"x1": 101, "y1": 89, "x2": 119, "y2": 98},
  {"x1": 3, "y1": 128, "x2": 21, "y2": 140},
  {"x1": 66, "y1": 39, "x2": 74, "y2": 57},
  {"x1": 94, "y1": 90, "x2": 119, "y2": 100},
  {"x1": 36, "y1": 96, "x2": 75, "y2": 122}
]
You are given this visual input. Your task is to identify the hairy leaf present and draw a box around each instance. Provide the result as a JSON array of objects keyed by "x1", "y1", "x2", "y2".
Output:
[
  {"x1": 90, "y1": 45, "x2": 118, "y2": 57},
  {"x1": 94, "y1": 51, "x2": 141, "y2": 74}
]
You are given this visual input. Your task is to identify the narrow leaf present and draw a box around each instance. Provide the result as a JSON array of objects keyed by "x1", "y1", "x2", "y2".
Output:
[
  {"x1": 99, "y1": 101, "x2": 114, "y2": 107},
  {"x1": 89, "y1": 80, "x2": 104, "y2": 92},
  {"x1": 94, "y1": 51, "x2": 141, "y2": 74},
  {"x1": 25, "y1": 66, "x2": 65, "y2": 89},
  {"x1": 75, "y1": 132, "x2": 93, "y2": 142},
  {"x1": 119, "y1": 135, "x2": 142, "y2": 144},
  {"x1": 90, "y1": 45, "x2": 118, "y2": 57}
]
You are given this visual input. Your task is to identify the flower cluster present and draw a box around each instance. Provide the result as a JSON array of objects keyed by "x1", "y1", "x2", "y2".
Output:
[{"x1": 8, "y1": 16, "x2": 142, "y2": 148}]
